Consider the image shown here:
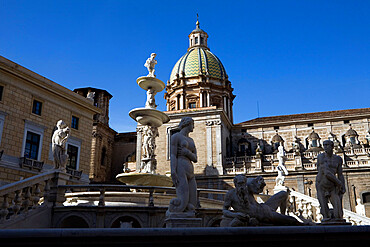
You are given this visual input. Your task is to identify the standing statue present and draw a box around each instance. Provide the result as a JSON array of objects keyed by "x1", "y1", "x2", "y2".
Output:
[
  {"x1": 140, "y1": 125, "x2": 158, "y2": 173},
  {"x1": 276, "y1": 145, "x2": 289, "y2": 187},
  {"x1": 52, "y1": 120, "x2": 70, "y2": 171},
  {"x1": 316, "y1": 140, "x2": 346, "y2": 223},
  {"x1": 144, "y1": 53, "x2": 157, "y2": 77},
  {"x1": 221, "y1": 175, "x2": 301, "y2": 226},
  {"x1": 145, "y1": 87, "x2": 157, "y2": 109},
  {"x1": 167, "y1": 117, "x2": 197, "y2": 214},
  {"x1": 86, "y1": 91, "x2": 95, "y2": 101}
]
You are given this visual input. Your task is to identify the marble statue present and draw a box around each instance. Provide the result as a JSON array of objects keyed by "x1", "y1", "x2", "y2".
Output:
[
  {"x1": 145, "y1": 87, "x2": 157, "y2": 109},
  {"x1": 144, "y1": 53, "x2": 157, "y2": 77},
  {"x1": 52, "y1": 120, "x2": 70, "y2": 171},
  {"x1": 276, "y1": 145, "x2": 289, "y2": 187},
  {"x1": 355, "y1": 198, "x2": 366, "y2": 217},
  {"x1": 167, "y1": 117, "x2": 197, "y2": 214},
  {"x1": 221, "y1": 175, "x2": 301, "y2": 226},
  {"x1": 86, "y1": 91, "x2": 95, "y2": 101},
  {"x1": 316, "y1": 140, "x2": 346, "y2": 223},
  {"x1": 140, "y1": 125, "x2": 158, "y2": 173}
]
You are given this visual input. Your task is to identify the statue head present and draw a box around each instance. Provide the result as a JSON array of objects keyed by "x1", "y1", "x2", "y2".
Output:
[
  {"x1": 234, "y1": 175, "x2": 247, "y2": 194},
  {"x1": 323, "y1": 140, "x2": 334, "y2": 154},
  {"x1": 178, "y1": 117, "x2": 194, "y2": 132},
  {"x1": 151, "y1": 53, "x2": 156, "y2": 58},
  {"x1": 56, "y1": 120, "x2": 67, "y2": 130},
  {"x1": 247, "y1": 176, "x2": 266, "y2": 194}
]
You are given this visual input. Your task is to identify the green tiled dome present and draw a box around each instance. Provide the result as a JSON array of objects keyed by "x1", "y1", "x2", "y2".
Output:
[{"x1": 169, "y1": 47, "x2": 227, "y2": 82}]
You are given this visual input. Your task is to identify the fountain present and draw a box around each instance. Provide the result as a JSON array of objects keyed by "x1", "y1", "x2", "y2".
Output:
[{"x1": 116, "y1": 53, "x2": 172, "y2": 186}]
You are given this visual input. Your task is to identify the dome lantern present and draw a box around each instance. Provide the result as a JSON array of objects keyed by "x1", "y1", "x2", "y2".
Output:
[{"x1": 188, "y1": 17, "x2": 209, "y2": 51}]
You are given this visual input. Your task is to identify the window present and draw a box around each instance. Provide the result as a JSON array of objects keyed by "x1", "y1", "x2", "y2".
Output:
[
  {"x1": 195, "y1": 37, "x2": 198, "y2": 44},
  {"x1": 24, "y1": 131, "x2": 40, "y2": 160},
  {"x1": 0, "y1": 85, "x2": 3, "y2": 101},
  {"x1": 200, "y1": 37, "x2": 204, "y2": 44},
  {"x1": 67, "y1": 144, "x2": 79, "y2": 170},
  {"x1": 274, "y1": 126, "x2": 279, "y2": 130},
  {"x1": 188, "y1": 102, "x2": 196, "y2": 109},
  {"x1": 71, "y1": 116, "x2": 79, "y2": 129},
  {"x1": 101, "y1": 147, "x2": 106, "y2": 167},
  {"x1": 363, "y1": 192, "x2": 370, "y2": 203},
  {"x1": 344, "y1": 120, "x2": 350, "y2": 124},
  {"x1": 32, "y1": 100, "x2": 42, "y2": 115},
  {"x1": 308, "y1": 123, "x2": 314, "y2": 127},
  {"x1": 311, "y1": 139, "x2": 318, "y2": 147}
]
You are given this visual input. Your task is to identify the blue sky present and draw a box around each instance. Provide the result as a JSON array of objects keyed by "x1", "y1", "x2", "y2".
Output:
[{"x1": 1, "y1": 1, "x2": 369, "y2": 132}]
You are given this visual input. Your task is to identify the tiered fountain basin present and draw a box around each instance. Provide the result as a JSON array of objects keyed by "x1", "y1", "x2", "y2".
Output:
[
  {"x1": 116, "y1": 173, "x2": 173, "y2": 187},
  {"x1": 129, "y1": 76, "x2": 170, "y2": 127}
]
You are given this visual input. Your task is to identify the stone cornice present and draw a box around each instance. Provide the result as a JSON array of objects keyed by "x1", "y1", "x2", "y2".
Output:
[{"x1": 0, "y1": 56, "x2": 100, "y2": 114}]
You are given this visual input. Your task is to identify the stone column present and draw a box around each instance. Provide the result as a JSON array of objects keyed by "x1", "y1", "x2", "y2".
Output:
[
  {"x1": 200, "y1": 91, "x2": 203, "y2": 107},
  {"x1": 136, "y1": 127, "x2": 143, "y2": 171},
  {"x1": 215, "y1": 120, "x2": 223, "y2": 175},
  {"x1": 228, "y1": 97, "x2": 231, "y2": 119},
  {"x1": 206, "y1": 120, "x2": 213, "y2": 167},
  {"x1": 207, "y1": 91, "x2": 210, "y2": 107}
]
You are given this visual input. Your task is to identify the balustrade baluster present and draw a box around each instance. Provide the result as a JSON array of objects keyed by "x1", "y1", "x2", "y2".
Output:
[
  {"x1": 43, "y1": 179, "x2": 50, "y2": 203},
  {"x1": 22, "y1": 187, "x2": 31, "y2": 212},
  {"x1": 13, "y1": 190, "x2": 21, "y2": 216},
  {"x1": 148, "y1": 189, "x2": 154, "y2": 207},
  {"x1": 0, "y1": 194, "x2": 9, "y2": 222},
  {"x1": 98, "y1": 188, "x2": 105, "y2": 207},
  {"x1": 32, "y1": 183, "x2": 41, "y2": 208}
]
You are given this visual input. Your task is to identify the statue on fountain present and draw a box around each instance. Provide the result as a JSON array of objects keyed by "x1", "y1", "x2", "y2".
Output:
[
  {"x1": 144, "y1": 53, "x2": 157, "y2": 77},
  {"x1": 52, "y1": 120, "x2": 70, "y2": 171},
  {"x1": 221, "y1": 175, "x2": 301, "y2": 226},
  {"x1": 141, "y1": 125, "x2": 158, "y2": 173},
  {"x1": 316, "y1": 140, "x2": 347, "y2": 224},
  {"x1": 167, "y1": 117, "x2": 198, "y2": 216}
]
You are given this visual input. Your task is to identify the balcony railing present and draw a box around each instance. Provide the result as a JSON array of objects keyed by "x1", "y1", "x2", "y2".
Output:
[{"x1": 19, "y1": 157, "x2": 44, "y2": 171}]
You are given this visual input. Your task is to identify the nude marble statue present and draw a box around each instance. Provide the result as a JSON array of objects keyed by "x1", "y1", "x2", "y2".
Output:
[
  {"x1": 316, "y1": 140, "x2": 346, "y2": 222},
  {"x1": 276, "y1": 145, "x2": 288, "y2": 187},
  {"x1": 167, "y1": 117, "x2": 197, "y2": 214},
  {"x1": 52, "y1": 120, "x2": 70, "y2": 171},
  {"x1": 144, "y1": 53, "x2": 157, "y2": 77},
  {"x1": 221, "y1": 175, "x2": 301, "y2": 226}
]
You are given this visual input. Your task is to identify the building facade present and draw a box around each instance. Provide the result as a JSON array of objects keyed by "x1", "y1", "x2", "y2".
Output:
[{"x1": 0, "y1": 56, "x2": 100, "y2": 184}]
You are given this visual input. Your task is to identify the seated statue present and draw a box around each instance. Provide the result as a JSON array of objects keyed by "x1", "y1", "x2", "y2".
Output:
[{"x1": 221, "y1": 175, "x2": 301, "y2": 226}]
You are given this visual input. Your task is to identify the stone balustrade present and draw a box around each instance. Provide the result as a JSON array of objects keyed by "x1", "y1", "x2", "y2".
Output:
[
  {"x1": 289, "y1": 190, "x2": 370, "y2": 225},
  {"x1": 0, "y1": 171, "x2": 73, "y2": 226},
  {"x1": 224, "y1": 147, "x2": 370, "y2": 175},
  {"x1": 59, "y1": 184, "x2": 227, "y2": 208}
]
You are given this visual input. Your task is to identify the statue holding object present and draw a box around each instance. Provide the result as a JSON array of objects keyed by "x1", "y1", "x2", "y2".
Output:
[{"x1": 52, "y1": 120, "x2": 70, "y2": 171}]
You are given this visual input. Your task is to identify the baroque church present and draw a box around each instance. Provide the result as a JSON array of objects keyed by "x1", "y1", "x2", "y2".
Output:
[{"x1": 148, "y1": 20, "x2": 370, "y2": 215}]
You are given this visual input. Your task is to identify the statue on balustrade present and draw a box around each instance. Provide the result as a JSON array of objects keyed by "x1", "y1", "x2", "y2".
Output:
[
  {"x1": 276, "y1": 145, "x2": 289, "y2": 187},
  {"x1": 315, "y1": 140, "x2": 346, "y2": 223},
  {"x1": 52, "y1": 120, "x2": 70, "y2": 171},
  {"x1": 167, "y1": 117, "x2": 198, "y2": 215},
  {"x1": 221, "y1": 174, "x2": 301, "y2": 226}
]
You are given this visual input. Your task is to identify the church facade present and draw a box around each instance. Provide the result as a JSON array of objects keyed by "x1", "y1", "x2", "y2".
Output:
[{"x1": 145, "y1": 21, "x2": 370, "y2": 215}]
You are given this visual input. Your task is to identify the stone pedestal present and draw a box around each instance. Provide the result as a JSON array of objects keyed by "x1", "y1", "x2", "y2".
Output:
[
  {"x1": 255, "y1": 156, "x2": 263, "y2": 172},
  {"x1": 165, "y1": 212, "x2": 202, "y2": 228},
  {"x1": 318, "y1": 219, "x2": 352, "y2": 226},
  {"x1": 294, "y1": 153, "x2": 303, "y2": 170}
]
